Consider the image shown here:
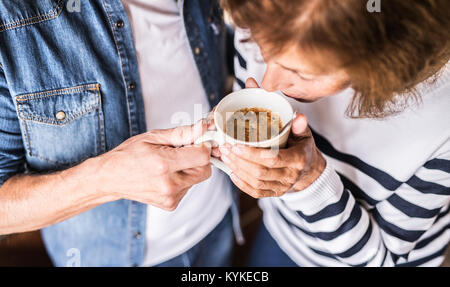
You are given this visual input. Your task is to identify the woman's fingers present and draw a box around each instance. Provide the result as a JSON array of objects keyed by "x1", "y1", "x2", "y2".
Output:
[
  {"x1": 229, "y1": 173, "x2": 279, "y2": 198},
  {"x1": 221, "y1": 148, "x2": 298, "y2": 184},
  {"x1": 245, "y1": 77, "x2": 260, "y2": 88}
]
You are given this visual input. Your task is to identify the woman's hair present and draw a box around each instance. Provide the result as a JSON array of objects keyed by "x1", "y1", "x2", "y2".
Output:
[{"x1": 222, "y1": 0, "x2": 450, "y2": 118}]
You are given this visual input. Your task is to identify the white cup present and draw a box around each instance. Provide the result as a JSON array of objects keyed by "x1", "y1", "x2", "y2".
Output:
[{"x1": 195, "y1": 88, "x2": 294, "y2": 175}]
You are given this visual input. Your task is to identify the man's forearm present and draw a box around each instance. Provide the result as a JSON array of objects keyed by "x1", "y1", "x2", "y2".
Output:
[
  {"x1": 0, "y1": 156, "x2": 118, "y2": 235},
  {"x1": 0, "y1": 122, "x2": 213, "y2": 235}
]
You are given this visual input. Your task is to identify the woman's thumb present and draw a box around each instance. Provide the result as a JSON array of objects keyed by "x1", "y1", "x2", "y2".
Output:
[
  {"x1": 245, "y1": 77, "x2": 260, "y2": 88},
  {"x1": 291, "y1": 113, "x2": 309, "y2": 137}
]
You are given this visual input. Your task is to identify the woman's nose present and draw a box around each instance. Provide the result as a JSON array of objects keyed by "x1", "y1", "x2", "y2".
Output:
[{"x1": 261, "y1": 63, "x2": 287, "y2": 92}]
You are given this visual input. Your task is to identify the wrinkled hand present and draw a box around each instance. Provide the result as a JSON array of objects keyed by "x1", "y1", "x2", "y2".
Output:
[
  {"x1": 98, "y1": 120, "x2": 212, "y2": 211},
  {"x1": 218, "y1": 78, "x2": 326, "y2": 198}
]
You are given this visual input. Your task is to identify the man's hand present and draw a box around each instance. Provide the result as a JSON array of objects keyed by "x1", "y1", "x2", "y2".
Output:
[
  {"x1": 97, "y1": 120, "x2": 212, "y2": 210},
  {"x1": 0, "y1": 120, "x2": 213, "y2": 235},
  {"x1": 218, "y1": 78, "x2": 326, "y2": 198}
]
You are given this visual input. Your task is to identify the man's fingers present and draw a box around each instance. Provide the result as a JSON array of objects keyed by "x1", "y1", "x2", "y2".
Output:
[
  {"x1": 212, "y1": 147, "x2": 221, "y2": 158},
  {"x1": 173, "y1": 144, "x2": 212, "y2": 172},
  {"x1": 176, "y1": 164, "x2": 212, "y2": 189},
  {"x1": 207, "y1": 117, "x2": 216, "y2": 131},
  {"x1": 162, "y1": 186, "x2": 190, "y2": 211},
  {"x1": 144, "y1": 119, "x2": 207, "y2": 147},
  {"x1": 207, "y1": 107, "x2": 217, "y2": 130},
  {"x1": 146, "y1": 144, "x2": 211, "y2": 174},
  {"x1": 154, "y1": 165, "x2": 211, "y2": 211}
]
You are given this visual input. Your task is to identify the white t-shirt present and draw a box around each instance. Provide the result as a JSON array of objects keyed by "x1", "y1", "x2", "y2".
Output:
[{"x1": 122, "y1": 0, "x2": 232, "y2": 266}]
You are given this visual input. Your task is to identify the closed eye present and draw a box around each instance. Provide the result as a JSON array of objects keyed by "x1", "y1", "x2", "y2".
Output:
[
  {"x1": 275, "y1": 62, "x2": 316, "y2": 81},
  {"x1": 294, "y1": 71, "x2": 315, "y2": 81}
]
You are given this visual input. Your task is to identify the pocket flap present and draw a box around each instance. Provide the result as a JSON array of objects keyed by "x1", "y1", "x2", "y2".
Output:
[
  {"x1": 16, "y1": 83, "x2": 101, "y2": 126},
  {"x1": 0, "y1": 0, "x2": 63, "y2": 32}
]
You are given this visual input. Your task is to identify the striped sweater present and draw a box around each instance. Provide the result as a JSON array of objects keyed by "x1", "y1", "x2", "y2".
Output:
[{"x1": 233, "y1": 29, "x2": 450, "y2": 267}]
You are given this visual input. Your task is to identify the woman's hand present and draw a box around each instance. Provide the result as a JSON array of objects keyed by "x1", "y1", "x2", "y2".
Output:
[
  {"x1": 218, "y1": 78, "x2": 326, "y2": 198},
  {"x1": 219, "y1": 113, "x2": 326, "y2": 198}
]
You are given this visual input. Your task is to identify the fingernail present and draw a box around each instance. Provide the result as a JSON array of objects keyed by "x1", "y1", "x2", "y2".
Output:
[
  {"x1": 219, "y1": 146, "x2": 230, "y2": 155},
  {"x1": 232, "y1": 145, "x2": 243, "y2": 155},
  {"x1": 203, "y1": 141, "x2": 212, "y2": 152},
  {"x1": 197, "y1": 118, "x2": 206, "y2": 126}
]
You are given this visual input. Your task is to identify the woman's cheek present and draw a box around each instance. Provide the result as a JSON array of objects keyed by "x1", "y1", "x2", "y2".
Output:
[
  {"x1": 307, "y1": 80, "x2": 347, "y2": 98},
  {"x1": 292, "y1": 82, "x2": 332, "y2": 99}
]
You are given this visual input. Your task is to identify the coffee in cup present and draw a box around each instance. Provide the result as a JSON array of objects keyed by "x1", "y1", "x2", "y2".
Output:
[
  {"x1": 225, "y1": 107, "x2": 282, "y2": 142},
  {"x1": 195, "y1": 88, "x2": 294, "y2": 175}
]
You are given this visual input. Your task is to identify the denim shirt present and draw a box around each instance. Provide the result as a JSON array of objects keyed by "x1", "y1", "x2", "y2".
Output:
[{"x1": 0, "y1": 0, "x2": 237, "y2": 266}]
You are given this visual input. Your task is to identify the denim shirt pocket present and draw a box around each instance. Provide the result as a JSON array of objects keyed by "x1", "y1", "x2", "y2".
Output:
[
  {"x1": 15, "y1": 83, "x2": 106, "y2": 168},
  {"x1": 0, "y1": 0, "x2": 63, "y2": 32}
]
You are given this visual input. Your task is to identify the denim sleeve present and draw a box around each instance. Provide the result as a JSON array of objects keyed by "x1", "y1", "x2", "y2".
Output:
[{"x1": 0, "y1": 66, "x2": 25, "y2": 188}]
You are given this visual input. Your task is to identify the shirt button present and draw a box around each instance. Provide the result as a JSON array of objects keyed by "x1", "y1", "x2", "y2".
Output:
[
  {"x1": 116, "y1": 20, "x2": 125, "y2": 28},
  {"x1": 194, "y1": 47, "x2": 200, "y2": 55},
  {"x1": 128, "y1": 82, "x2": 136, "y2": 90},
  {"x1": 209, "y1": 93, "x2": 215, "y2": 101},
  {"x1": 55, "y1": 111, "x2": 66, "y2": 121},
  {"x1": 134, "y1": 231, "x2": 141, "y2": 239}
]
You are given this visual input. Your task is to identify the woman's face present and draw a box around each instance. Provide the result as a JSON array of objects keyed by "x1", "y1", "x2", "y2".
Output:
[{"x1": 260, "y1": 45, "x2": 351, "y2": 103}]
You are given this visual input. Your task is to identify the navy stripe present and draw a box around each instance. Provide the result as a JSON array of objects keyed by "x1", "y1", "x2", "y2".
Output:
[
  {"x1": 311, "y1": 128, "x2": 402, "y2": 191},
  {"x1": 435, "y1": 206, "x2": 450, "y2": 222},
  {"x1": 285, "y1": 205, "x2": 375, "y2": 265},
  {"x1": 309, "y1": 224, "x2": 374, "y2": 266},
  {"x1": 235, "y1": 77, "x2": 245, "y2": 89},
  {"x1": 391, "y1": 253, "x2": 400, "y2": 263},
  {"x1": 424, "y1": 158, "x2": 450, "y2": 173},
  {"x1": 285, "y1": 240, "x2": 323, "y2": 267},
  {"x1": 309, "y1": 248, "x2": 368, "y2": 267},
  {"x1": 295, "y1": 189, "x2": 350, "y2": 223},
  {"x1": 338, "y1": 172, "x2": 379, "y2": 206},
  {"x1": 278, "y1": 203, "x2": 363, "y2": 241},
  {"x1": 391, "y1": 250, "x2": 410, "y2": 263},
  {"x1": 387, "y1": 193, "x2": 441, "y2": 218},
  {"x1": 380, "y1": 247, "x2": 388, "y2": 266},
  {"x1": 308, "y1": 248, "x2": 337, "y2": 260},
  {"x1": 277, "y1": 220, "x2": 324, "y2": 266},
  {"x1": 397, "y1": 245, "x2": 449, "y2": 267},
  {"x1": 414, "y1": 223, "x2": 450, "y2": 250},
  {"x1": 235, "y1": 49, "x2": 247, "y2": 69},
  {"x1": 372, "y1": 209, "x2": 424, "y2": 242},
  {"x1": 406, "y1": 175, "x2": 450, "y2": 195},
  {"x1": 310, "y1": 200, "x2": 363, "y2": 241},
  {"x1": 390, "y1": 250, "x2": 410, "y2": 262},
  {"x1": 336, "y1": 220, "x2": 373, "y2": 258}
]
